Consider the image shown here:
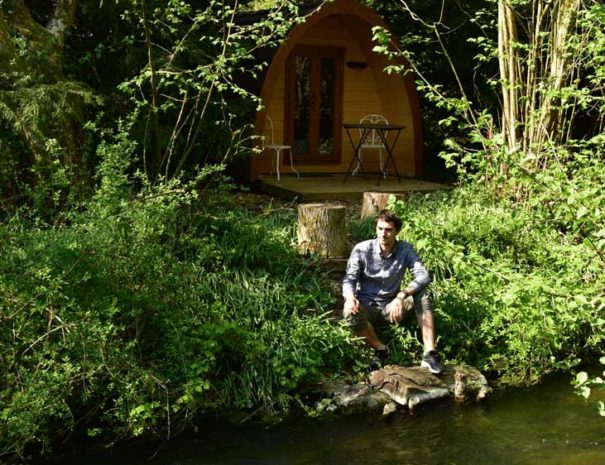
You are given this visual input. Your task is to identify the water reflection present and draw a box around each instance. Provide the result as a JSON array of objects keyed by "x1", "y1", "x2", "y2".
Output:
[{"x1": 50, "y1": 373, "x2": 605, "y2": 465}]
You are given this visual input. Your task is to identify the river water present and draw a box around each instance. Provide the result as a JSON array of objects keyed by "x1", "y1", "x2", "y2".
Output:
[{"x1": 54, "y1": 373, "x2": 605, "y2": 465}]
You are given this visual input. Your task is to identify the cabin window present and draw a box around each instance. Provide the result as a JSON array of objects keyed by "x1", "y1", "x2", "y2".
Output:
[{"x1": 286, "y1": 45, "x2": 344, "y2": 164}]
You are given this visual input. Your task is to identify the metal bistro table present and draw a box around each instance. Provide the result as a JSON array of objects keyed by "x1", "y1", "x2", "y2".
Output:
[{"x1": 343, "y1": 123, "x2": 405, "y2": 185}]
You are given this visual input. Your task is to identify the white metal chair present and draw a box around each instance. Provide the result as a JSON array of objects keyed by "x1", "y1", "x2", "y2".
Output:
[
  {"x1": 352, "y1": 114, "x2": 388, "y2": 177},
  {"x1": 264, "y1": 116, "x2": 299, "y2": 181}
]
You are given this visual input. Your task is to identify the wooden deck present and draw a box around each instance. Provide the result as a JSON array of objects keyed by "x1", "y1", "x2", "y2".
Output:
[{"x1": 256, "y1": 174, "x2": 449, "y2": 201}]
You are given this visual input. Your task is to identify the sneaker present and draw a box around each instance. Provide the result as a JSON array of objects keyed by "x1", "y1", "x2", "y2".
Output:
[
  {"x1": 369, "y1": 347, "x2": 390, "y2": 371},
  {"x1": 421, "y1": 350, "x2": 444, "y2": 375}
]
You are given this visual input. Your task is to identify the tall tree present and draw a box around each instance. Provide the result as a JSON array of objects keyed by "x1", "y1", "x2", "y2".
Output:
[
  {"x1": 371, "y1": 0, "x2": 604, "y2": 175},
  {"x1": 498, "y1": 0, "x2": 584, "y2": 156}
]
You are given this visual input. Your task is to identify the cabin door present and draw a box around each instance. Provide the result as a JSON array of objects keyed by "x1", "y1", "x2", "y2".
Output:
[{"x1": 285, "y1": 45, "x2": 344, "y2": 164}]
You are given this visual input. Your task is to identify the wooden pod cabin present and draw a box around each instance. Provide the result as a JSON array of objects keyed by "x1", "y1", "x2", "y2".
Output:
[{"x1": 248, "y1": 0, "x2": 422, "y2": 182}]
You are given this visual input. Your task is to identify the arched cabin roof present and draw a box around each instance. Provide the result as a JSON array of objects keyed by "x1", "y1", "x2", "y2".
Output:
[{"x1": 233, "y1": 0, "x2": 423, "y2": 181}]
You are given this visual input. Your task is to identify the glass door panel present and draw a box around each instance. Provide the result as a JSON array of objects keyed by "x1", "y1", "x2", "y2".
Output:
[
  {"x1": 293, "y1": 56, "x2": 311, "y2": 155},
  {"x1": 286, "y1": 45, "x2": 343, "y2": 163},
  {"x1": 319, "y1": 57, "x2": 335, "y2": 155}
]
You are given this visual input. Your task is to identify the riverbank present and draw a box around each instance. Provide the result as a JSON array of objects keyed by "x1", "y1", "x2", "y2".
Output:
[
  {"x1": 41, "y1": 371, "x2": 605, "y2": 465},
  {"x1": 1, "y1": 182, "x2": 602, "y2": 463}
]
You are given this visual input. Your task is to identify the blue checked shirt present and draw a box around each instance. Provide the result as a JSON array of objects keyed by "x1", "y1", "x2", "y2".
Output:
[{"x1": 342, "y1": 239, "x2": 431, "y2": 307}]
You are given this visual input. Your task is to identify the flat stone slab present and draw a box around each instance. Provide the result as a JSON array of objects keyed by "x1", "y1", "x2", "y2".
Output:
[
  {"x1": 319, "y1": 364, "x2": 490, "y2": 415},
  {"x1": 370, "y1": 364, "x2": 490, "y2": 408}
]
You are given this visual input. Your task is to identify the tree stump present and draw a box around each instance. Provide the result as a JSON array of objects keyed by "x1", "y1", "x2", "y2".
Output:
[
  {"x1": 297, "y1": 203, "x2": 348, "y2": 258},
  {"x1": 360, "y1": 192, "x2": 409, "y2": 218}
]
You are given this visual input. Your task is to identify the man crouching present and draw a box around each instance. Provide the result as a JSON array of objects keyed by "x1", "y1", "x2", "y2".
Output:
[{"x1": 342, "y1": 210, "x2": 444, "y2": 374}]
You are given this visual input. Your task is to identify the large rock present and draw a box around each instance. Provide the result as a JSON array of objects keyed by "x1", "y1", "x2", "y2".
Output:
[{"x1": 319, "y1": 364, "x2": 490, "y2": 416}]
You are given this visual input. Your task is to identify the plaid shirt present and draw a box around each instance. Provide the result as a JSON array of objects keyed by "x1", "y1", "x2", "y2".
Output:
[{"x1": 342, "y1": 239, "x2": 431, "y2": 307}]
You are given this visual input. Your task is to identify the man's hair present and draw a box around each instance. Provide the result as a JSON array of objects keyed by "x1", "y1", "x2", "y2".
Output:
[{"x1": 375, "y1": 210, "x2": 402, "y2": 232}]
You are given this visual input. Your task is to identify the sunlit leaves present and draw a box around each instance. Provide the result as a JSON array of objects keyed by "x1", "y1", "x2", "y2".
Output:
[{"x1": 385, "y1": 187, "x2": 602, "y2": 386}]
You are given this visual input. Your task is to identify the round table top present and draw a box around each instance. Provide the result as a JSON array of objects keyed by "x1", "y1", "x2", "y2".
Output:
[{"x1": 343, "y1": 123, "x2": 405, "y2": 130}]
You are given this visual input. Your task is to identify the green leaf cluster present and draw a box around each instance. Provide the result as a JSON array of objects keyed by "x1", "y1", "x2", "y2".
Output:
[
  {"x1": 0, "y1": 134, "x2": 356, "y2": 459},
  {"x1": 379, "y1": 188, "x2": 603, "y2": 386}
]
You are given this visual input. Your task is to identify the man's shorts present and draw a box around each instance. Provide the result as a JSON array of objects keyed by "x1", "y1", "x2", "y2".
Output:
[{"x1": 344, "y1": 290, "x2": 434, "y2": 333}]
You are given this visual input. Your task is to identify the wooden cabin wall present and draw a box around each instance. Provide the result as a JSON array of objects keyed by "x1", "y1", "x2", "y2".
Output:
[{"x1": 259, "y1": 14, "x2": 416, "y2": 177}]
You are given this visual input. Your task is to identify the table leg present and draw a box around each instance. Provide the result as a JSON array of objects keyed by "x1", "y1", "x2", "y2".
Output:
[
  {"x1": 287, "y1": 148, "x2": 300, "y2": 179},
  {"x1": 343, "y1": 127, "x2": 371, "y2": 183},
  {"x1": 375, "y1": 129, "x2": 402, "y2": 185}
]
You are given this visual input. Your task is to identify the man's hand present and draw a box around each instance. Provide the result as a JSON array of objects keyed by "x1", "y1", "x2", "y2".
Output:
[
  {"x1": 343, "y1": 296, "x2": 360, "y2": 318},
  {"x1": 386, "y1": 297, "x2": 405, "y2": 324}
]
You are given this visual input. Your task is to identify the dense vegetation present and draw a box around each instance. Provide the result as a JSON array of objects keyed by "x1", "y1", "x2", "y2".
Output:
[
  {"x1": 0, "y1": 151, "x2": 359, "y2": 457},
  {"x1": 0, "y1": 0, "x2": 603, "y2": 462}
]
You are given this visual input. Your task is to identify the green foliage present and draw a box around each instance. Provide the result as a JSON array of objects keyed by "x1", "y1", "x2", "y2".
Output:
[
  {"x1": 370, "y1": 0, "x2": 605, "y2": 189},
  {"x1": 1, "y1": 0, "x2": 308, "y2": 209},
  {"x1": 0, "y1": 135, "x2": 356, "y2": 459},
  {"x1": 0, "y1": 81, "x2": 99, "y2": 213},
  {"x1": 384, "y1": 188, "x2": 603, "y2": 385},
  {"x1": 573, "y1": 357, "x2": 605, "y2": 416},
  {"x1": 0, "y1": 0, "x2": 101, "y2": 211},
  {"x1": 110, "y1": 0, "x2": 305, "y2": 180}
]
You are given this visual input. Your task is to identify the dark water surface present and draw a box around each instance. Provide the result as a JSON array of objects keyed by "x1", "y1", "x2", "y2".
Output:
[{"x1": 54, "y1": 373, "x2": 605, "y2": 465}]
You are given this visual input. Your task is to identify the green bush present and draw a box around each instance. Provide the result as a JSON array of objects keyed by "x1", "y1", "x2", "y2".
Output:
[
  {"x1": 0, "y1": 139, "x2": 357, "y2": 458},
  {"x1": 386, "y1": 187, "x2": 603, "y2": 385}
]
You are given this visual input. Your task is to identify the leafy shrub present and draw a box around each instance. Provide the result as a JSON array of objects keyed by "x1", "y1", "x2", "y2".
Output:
[
  {"x1": 0, "y1": 138, "x2": 356, "y2": 459},
  {"x1": 385, "y1": 187, "x2": 603, "y2": 385}
]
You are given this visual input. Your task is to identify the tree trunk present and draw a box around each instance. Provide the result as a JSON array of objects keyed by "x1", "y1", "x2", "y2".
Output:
[
  {"x1": 360, "y1": 192, "x2": 408, "y2": 218},
  {"x1": 1, "y1": 0, "x2": 77, "y2": 80},
  {"x1": 297, "y1": 203, "x2": 348, "y2": 258},
  {"x1": 498, "y1": 0, "x2": 582, "y2": 159},
  {"x1": 535, "y1": 0, "x2": 581, "y2": 149},
  {"x1": 498, "y1": 0, "x2": 520, "y2": 152}
]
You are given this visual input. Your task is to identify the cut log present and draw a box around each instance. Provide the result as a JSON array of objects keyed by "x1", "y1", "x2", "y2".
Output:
[
  {"x1": 297, "y1": 203, "x2": 348, "y2": 258},
  {"x1": 360, "y1": 192, "x2": 408, "y2": 218}
]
